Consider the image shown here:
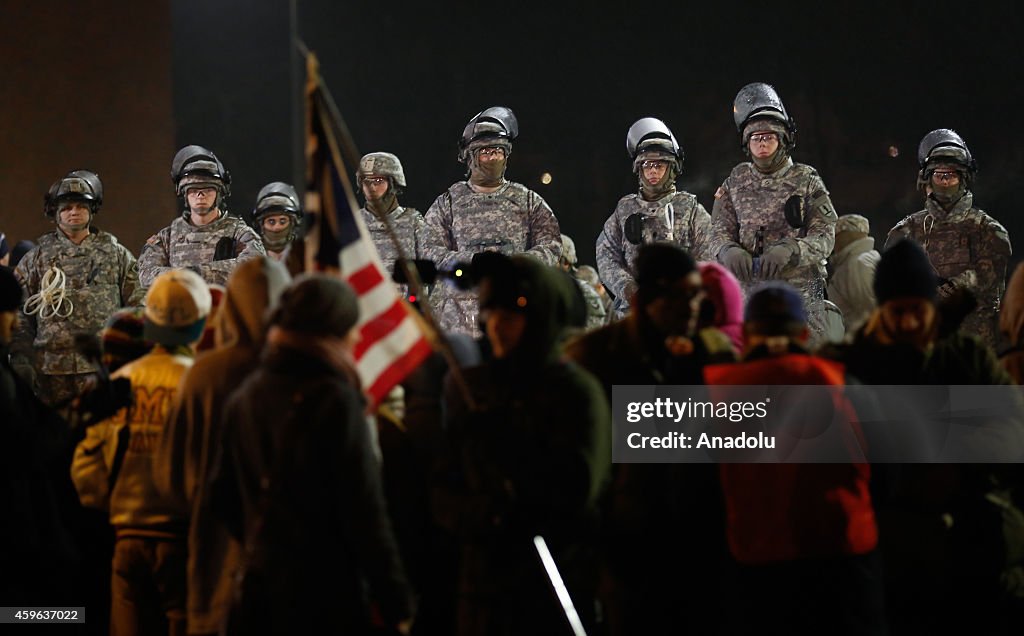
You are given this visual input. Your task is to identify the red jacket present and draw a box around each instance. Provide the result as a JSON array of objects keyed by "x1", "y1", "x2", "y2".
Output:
[{"x1": 704, "y1": 354, "x2": 877, "y2": 564}]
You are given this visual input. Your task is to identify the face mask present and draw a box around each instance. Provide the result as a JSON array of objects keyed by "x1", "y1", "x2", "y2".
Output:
[
  {"x1": 929, "y1": 181, "x2": 966, "y2": 206},
  {"x1": 751, "y1": 147, "x2": 789, "y2": 173},
  {"x1": 367, "y1": 190, "x2": 398, "y2": 215},
  {"x1": 639, "y1": 165, "x2": 677, "y2": 201},
  {"x1": 262, "y1": 228, "x2": 292, "y2": 252},
  {"x1": 469, "y1": 156, "x2": 507, "y2": 187}
]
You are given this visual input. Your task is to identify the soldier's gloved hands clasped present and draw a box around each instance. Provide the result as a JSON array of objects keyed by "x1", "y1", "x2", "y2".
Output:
[
  {"x1": 761, "y1": 244, "x2": 797, "y2": 279},
  {"x1": 721, "y1": 246, "x2": 753, "y2": 283}
]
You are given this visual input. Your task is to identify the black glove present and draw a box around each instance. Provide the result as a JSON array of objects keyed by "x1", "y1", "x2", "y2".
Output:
[{"x1": 213, "y1": 237, "x2": 236, "y2": 261}]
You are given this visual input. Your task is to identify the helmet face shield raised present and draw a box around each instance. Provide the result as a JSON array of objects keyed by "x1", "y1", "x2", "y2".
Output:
[
  {"x1": 917, "y1": 128, "x2": 975, "y2": 171},
  {"x1": 171, "y1": 145, "x2": 231, "y2": 198},
  {"x1": 253, "y1": 182, "x2": 301, "y2": 220},
  {"x1": 733, "y1": 82, "x2": 792, "y2": 132},
  {"x1": 627, "y1": 117, "x2": 683, "y2": 173},
  {"x1": 44, "y1": 170, "x2": 103, "y2": 218},
  {"x1": 916, "y1": 128, "x2": 976, "y2": 192},
  {"x1": 458, "y1": 106, "x2": 519, "y2": 162}
]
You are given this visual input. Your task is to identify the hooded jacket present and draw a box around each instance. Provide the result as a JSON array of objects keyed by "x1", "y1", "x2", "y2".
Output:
[
  {"x1": 436, "y1": 256, "x2": 612, "y2": 636},
  {"x1": 699, "y1": 261, "x2": 744, "y2": 352},
  {"x1": 827, "y1": 236, "x2": 880, "y2": 334},
  {"x1": 704, "y1": 352, "x2": 877, "y2": 564},
  {"x1": 152, "y1": 257, "x2": 289, "y2": 634}
]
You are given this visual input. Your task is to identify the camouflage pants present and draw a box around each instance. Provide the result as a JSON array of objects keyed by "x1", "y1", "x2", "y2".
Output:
[{"x1": 37, "y1": 372, "x2": 96, "y2": 409}]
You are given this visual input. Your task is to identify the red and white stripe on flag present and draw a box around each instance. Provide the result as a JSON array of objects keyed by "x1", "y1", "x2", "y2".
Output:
[
  {"x1": 304, "y1": 62, "x2": 433, "y2": 407},
  {"x1": 339, "y1": 224, "x2": 432, "y2": 406}
]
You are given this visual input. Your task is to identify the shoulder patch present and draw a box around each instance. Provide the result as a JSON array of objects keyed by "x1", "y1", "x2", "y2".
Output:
[
  {"x1": 145, "y1": 235, "x2": 161, "y2": 246},
  {"x1": 714, "y1": 186, "x2": 726, "y2": 200}
]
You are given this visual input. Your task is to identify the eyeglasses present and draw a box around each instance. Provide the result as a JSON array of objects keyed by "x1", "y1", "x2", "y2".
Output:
[
  {"x1": 362, "y1": 176, "x2": 389, "y2": 186},
  {"x1": 186, "y1": 187, "x2": 217, "y2": 197},
  {"x1": 749, "y1": 133, "x2": 779, "y2": 145},
  {"x1": 641, "y1": 160, "x2": 669, "y2": 171},
  {"x1": 930, "y1": 170, "x2": 961, "y2": 183},
  {"x1": 476, "y1": 147, "x2": 507, "y2": 159}
]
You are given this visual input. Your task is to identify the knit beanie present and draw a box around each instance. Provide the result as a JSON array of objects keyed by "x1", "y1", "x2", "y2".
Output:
[
  {"x1": 745, "y1": 281, "x2": 807, "y2": 331},
  {"x1": 101, "y1": 307, "x2": 152, "y2": 372},
  {"x1": 873, "y1": 239, "x2": 937, "y2": 303},
  {"x1": 635, "y1": 243, "x2": 697, "y2": 306},
  {"x1": 269, "y1": 274, "x2": 359, "y2": 338}
]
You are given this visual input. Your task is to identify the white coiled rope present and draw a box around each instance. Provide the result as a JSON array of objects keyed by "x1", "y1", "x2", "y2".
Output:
[{"x1": 23, "y1": 265, "x2": 74, "y2": 319}]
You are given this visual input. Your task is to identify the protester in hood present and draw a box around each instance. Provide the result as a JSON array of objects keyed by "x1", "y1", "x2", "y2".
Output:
[{"x1": 435, "y1": 254, "x2": 610, "y2": 636}]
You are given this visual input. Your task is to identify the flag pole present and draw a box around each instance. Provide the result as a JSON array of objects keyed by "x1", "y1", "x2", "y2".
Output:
[{"x1": 301, "y1": 47, "x2": 478, "y2": 412}]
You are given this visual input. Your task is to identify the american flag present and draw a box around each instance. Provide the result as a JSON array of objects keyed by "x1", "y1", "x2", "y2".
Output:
[{"x1": 303, "y1": 55, "x2": 433, "y2": 406}]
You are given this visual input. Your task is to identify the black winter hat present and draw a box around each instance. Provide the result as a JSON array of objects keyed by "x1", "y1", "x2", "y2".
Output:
[
  {"x1": 745, "y1": 282, "x2": 807, "y2": 327},
  {"x1": 635, "y1": 242, "x2": 697, "y2": 306},
  {"x1": 874, "y1": 239, "x2": 938, "y2": 304},
  {"x1": 270, "y1": 274, "x2": 359, "y2": 338}
]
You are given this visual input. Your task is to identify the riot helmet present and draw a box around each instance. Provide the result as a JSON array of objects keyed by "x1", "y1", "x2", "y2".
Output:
[
  {"x1": 252, "y1": 181, "x2": 302, "y2": 252},
  {"x1": 458, "y1": 106, "x2": 519, "y2": 162},
  {"x1": 357, "y1": 152, "x2": 407, "y2": 188},
  {"x1": 627, "y1": 117, "x2": 684, "y2": 173},
  {"x1": 917, "y1": 129, "x2": 975, "y2": 173},
  {"x1": 44, "y1": 169, "x2": 103, "y2": 219},
  {"x1": 733, "y1": 82, "x2": 796, "y2": 149},
  {"x1": 171, "y1": 145, "x2": 231, "y2": 202},
  {"x1": 917, "y1": 128, "x2": 976, "y2": 199}
]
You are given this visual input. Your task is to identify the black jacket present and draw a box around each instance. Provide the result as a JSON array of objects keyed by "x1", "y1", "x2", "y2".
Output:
[{"x1": 211, "y1": 344, "x2": 414, "y2": 633}]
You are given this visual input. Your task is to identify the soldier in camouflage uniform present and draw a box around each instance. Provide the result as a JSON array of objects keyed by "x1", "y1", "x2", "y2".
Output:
[
  {"x1": 423, "y1": 106, "x2": 561, "y2": 336},
  {"x1": 356, "y1": 152, "x2": 433, "y2": 301},
  {"x1": 250, "y1": 181, "x2": 302, "y2": 263},
  {"x1": 139, "y1": 145, "x2": 264, "y2": 289},
  {"x1": 709, "y1": 82, "x2": 838, "y2": 345},
  {"x1": 597, "y1": 117, "x2": 712, "y2": 320},
  {"x1": 886, "y1": 129, "x2": 1011, "y2": 350},
  {"x1": 11, "y1": 170, "x2": 144, "y2": 407},
  {"x1": 560, "y1": 234, "x2": 607, "y2": 330}
]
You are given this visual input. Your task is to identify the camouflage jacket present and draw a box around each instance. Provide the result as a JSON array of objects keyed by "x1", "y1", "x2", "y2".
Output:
[
  {"x1": 138, "y1": 212, "x2": 265, "y2": 288},
  {"x1": 596, "y1": 190, "x2": 712, "y2": 318},
  {"x1": 886, "y1": 193, "x2": 1011, "y2": 349},
  {"x1": 710, "y1": 159, "x2": 837, "y2": 302},
  {"x1": 12, "y1": 229, "x2": 144, "y2": 376},
  {"x1": 360, "y1": 205, "x2": 432, "y2": 298},
  {"x1": 574, "y1": 276, "x2": 608, "y2": 330},
  {"x1": 423, "y1": 180, "x2": 562, "y2": 336}
]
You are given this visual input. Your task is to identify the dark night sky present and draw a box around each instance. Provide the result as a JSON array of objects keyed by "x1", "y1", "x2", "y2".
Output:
[
  {"x1": 4, "y1": 2, "x2": 1021, "y2": 271},
  {"x1": 294, "y1": 2, "x2": 1023, "y2": 267}
]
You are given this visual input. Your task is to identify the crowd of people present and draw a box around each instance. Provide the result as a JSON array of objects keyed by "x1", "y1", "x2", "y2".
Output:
[{"x1": 1, "y1": 81, "x2": 1022, "y2": 635}]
